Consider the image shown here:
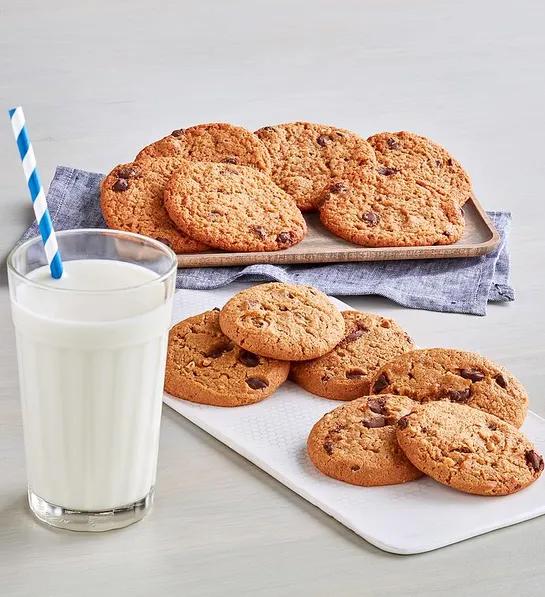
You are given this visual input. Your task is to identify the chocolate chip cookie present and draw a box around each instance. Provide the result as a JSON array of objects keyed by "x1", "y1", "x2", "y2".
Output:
[
  {"x1": 368, "y1": 131, "x2": 473, "y2": 205},
  {"x1": 396, "y1": 401, "x2": 543, "y2": 496},
  {"x1": 307, "y1": 395, "x2": 423, "y2": 486},
  {"x1": 136, "y1": 123, "x2": 272, "y2": 173},
  {"x1": 100, "y1": 157, "x2": 208, "y2": 253},
  {"x1": 319, "y1": 176, "x2": 465, "y2": 247},
  {"x1": 370, "y1": 348, "x2": 528, "y2": 427},
  {"x1": 164, "y1": 161, "x2": 307, "y2": 252},
  {"x1": 165, "y1": 309, "x2": 290, "y2": 407},
  {"x1": 291, "y1": 311, "x2": 414, "y2": 400},
  {"x1": 219, "y1": 283, "x2": 346, "y2": 361},
  {"x1": 255, "y1": 122, "x2": 377, "y2": 212}
]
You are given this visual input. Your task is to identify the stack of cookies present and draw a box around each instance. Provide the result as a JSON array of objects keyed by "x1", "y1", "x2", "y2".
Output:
[
  {"x1": 100, "y1": 122, "x2": 472, "y2": 252},
  {"x1": 164, "y1": 282, "x2": 543, "y2": 498}
]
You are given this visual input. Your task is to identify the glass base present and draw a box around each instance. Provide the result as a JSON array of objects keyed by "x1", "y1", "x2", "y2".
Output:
[{"x1": 28, "y1": 488, "x2": 154, "y2": 532}]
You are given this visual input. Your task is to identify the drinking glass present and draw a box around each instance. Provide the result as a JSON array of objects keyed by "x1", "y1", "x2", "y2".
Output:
[{"x1": 7, "y1": 229, "x2": 177, "y2": 531}]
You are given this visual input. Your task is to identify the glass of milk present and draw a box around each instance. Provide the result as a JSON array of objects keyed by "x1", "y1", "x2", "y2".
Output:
[{"x1": 7, "y1": 228, "x2": 177, "y2": 531}]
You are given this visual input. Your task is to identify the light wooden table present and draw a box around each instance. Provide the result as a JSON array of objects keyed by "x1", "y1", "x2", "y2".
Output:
[{"x1": 1, "y1": 1, "x2": 544, "y2": 595}]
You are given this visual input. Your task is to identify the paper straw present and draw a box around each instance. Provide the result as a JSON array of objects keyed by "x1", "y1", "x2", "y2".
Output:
[{"x1": 8, "y1": 106, "x2": 63, "y2": 279}]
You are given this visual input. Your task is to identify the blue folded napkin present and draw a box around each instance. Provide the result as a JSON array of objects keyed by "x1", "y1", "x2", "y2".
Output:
[{"x1": 21, "y1": 166, "x2": 514, "y2": 316}]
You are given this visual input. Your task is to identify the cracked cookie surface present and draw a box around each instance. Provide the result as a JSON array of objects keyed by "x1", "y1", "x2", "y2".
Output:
[
  {"x1": 100, "y1": 157, "x2": 208, "y2": 253},
  {"x1": 164, "y1": 309, "x2": 289, "y2": 407},
  {"x1": 319, "y1": 176, "x2": 465, "y2": 247},
  {"x1": 368, "y1": 130, "x2": 473, "y2": 206},
  {"x1": 370, "y1": 348, "x2": 528, "y2": 427},
  {"x1": 219, "y1": 283, "x2": 345, "y2": 361},
  {"x1": 291, "y1": 310, "x2": 415, "y2": 400},
  {"x1": 164, "y1": 161, "x2": 307, "y2": 252},
  {"x1": 135, "y1": 122, "x2": 272, "y2": 173},
  {"x1": 396, "y1": 401, "x2": 543, "y2": 496},
  {"x1": 255, "y1": 122, "x2": 377, "y2": 212},
  {"x1": 307, "y1": 395, "x2": 423, "y2": 486}
]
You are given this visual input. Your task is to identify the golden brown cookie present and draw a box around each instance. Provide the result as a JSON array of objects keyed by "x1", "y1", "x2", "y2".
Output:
[
  {"x1": 255, "y1": 122, "x2": 377, "y2": 212},
  {"x1": 219, "y1": 283, "x2": 346, "y2": 361},
  {"x1": 164, "y1": 309, "x2": 290, "y2": 407},
  {"x1": 291, "y1": 311, "x2": 414, "y2": 400},
  {"x1": 100, "y1": 157, "x2": 208, "y2": 253},
  {"x1": 370, "y1": 348, "x2": 528, "y2": 428},
  {"x1": 136, "y1": 123, "x2": 272, "y2": 173},
  {"x1": 396, "y1": 401, "x2": 543, "y2": 496},
  {"x1": 164, "y1": 161, "x2": 307, "y2": 252},
  {"x1": 319, "y1": 176, "x2": 465, "y2": 247},
  {"x1": 368, "y1": 131, "x2": 473, "y2": 206},
  {"x1": 307, "y1": 395, "x2": 423, "y2": 486}
]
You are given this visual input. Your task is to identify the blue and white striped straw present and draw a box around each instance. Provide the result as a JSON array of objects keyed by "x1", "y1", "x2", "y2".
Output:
[{"x1": 9, "y1": 106, "x2": 63, "y2": 279}]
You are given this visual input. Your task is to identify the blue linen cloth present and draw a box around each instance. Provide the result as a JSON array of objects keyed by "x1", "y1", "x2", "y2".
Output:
[{"x1": 20, "y1": 166, "x2": 514, "y2": 316}]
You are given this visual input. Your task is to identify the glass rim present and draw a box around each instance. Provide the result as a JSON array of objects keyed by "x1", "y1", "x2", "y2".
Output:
[{"x1": 7, "y1": 228, "x2": 178, "y2": 295}]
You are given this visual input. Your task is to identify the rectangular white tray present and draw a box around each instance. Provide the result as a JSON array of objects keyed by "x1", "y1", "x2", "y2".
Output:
[{"x1": 164, "y1": 288, "x2": 545, "y2": 554}]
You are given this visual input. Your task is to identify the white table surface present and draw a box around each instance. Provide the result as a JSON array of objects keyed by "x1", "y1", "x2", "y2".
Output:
[{"x1": 1, "y1": 1, "x2": 544, "y2": 595}]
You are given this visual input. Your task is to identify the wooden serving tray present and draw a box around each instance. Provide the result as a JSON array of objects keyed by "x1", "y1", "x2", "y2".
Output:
[{"x1": 176, "y1": 195, "x2": 500, "y2": 268}]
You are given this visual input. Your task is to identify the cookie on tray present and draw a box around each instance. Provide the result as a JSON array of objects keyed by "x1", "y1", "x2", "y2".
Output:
[
  {"x1": 219, "y1": 283, "x2": 346, "y2": 361},
  {"x1": 255, "y1": 122, "x2": 377, "y2": 212},
  {"x1": 319, "y1": 176, "x2": 465, "y2": 247},
  {"x1": 368, "y1": 131, "x2": 473, "y2": 205},
  {"x1": 164, "y1": 161, "x2": 307, "y2": 252},
  {"x1": 307, "y1": 395, "x2": 423, "y2": 486},
  {"x1": 396, "y1": 401, "x2": 543, "y2": 496},
  {"x1": 291, "y1": 311, "x2": 415, "y2": 400},
  {"x1": 135, "y1": 122, "x2": 272, "y2": 173},
  {"x1": 370, "y1": 348, "x2": 528, "y2": 428},
  {"x1": 165, "y1": 309, "x2": 290, "y2": 407},
  {"x1": 100, "y1": 157, "x2": 208, "y2": 253}
]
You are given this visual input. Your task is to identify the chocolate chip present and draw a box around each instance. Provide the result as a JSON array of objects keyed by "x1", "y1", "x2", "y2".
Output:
[
  {"x1": 239, "y1": 350, "x2": 260, "y2": 367},
  {"x1": 443, "y1": 388, "x2": 471, "y2": 403},
  {"x1": 397, "y1": 415, "x2": 410, "y2": 430},
  {"x1": 330, "y1": 181, "x2": 348, "y2": 193},
  {"x1": 212, "y1": 307, "x2": 220, "y2": 311},
  {"x1": 343, "y1": 329, "x2": 365, "y2": 343},
  {"x1": 453, "y1": 446, "x2": 471, "y2": 453},
  {"x1": 488, "y1": 422, "x2": 498, "y2": 431},
  {"x1": 377, "y1": 166, "x2": 398, "y2": 176},
  {"x1": 373, "y1": 372, "x2": 389, "y2": 393},
  {"x1": 350, "y1": 465, "x2": 361, "y2": 471},
  {"x1": 117, "y1": 166, "x2": 139, "y2": 179},
  {"x1": 246, "y1": 377, "x2": 268, "y2": 390},
  {"x1": 223, "y1": 156, "x2": 238, "y2": 164},
  {"x1": 525, "y1": 450, "x2": 544, "y2": 473},
  {"x1": 260, "y1": 126, "x2": 276, "y2": 132},
  {"x1": 346, "y1": 368, "x2": 366, "y2": 379},
  {"x1": 171, "y1": 128, "x2": 185, "y2": 137},
  {"x1": 317, "y1": 135, "x2": 331, "y2": 147},
  {"x1": 324, "y1": 441, "x2": 334, "y2": 455},
  {"x1": 252, "y1": 226, "x2": 267, "y2": 239},
  {"x1": 459, "y1": 368, "x2": 485, "y2": 382},
  {"x1": 154, "y1": 237, "x2": 172, "y2": 248},
  {"x1": 362, "y1": 416, "x2": 387, "y2": 428},
  {"x1": 206, "y1": 342, "x2": 234, "y2": 358},
  {"x1": 361, "y1": 211, "x2": 380, "y2": 226},
  {"x1": 495, "y1": 374, "x2": 507, "y2": 389},
  {"x1": 276, "y1": 231, "x2": 293, "y2": 246},
  {"x1": 447, "y1": 158, "x2": 453, "y2": 166},
  {"x1": 367, "y1": 397, "x2": 387, "y2": 415},
  {"x1": 386, "y1": 137, "x2": 399, "y2": 149},
  {"x1": 112, "y1": 178, "x2": 129, "y2": 192}
]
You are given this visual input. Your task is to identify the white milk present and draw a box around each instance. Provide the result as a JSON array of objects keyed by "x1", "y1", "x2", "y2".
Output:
[{"x1": 11, "y1": 259, "x2": 173, "y2": 511}]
